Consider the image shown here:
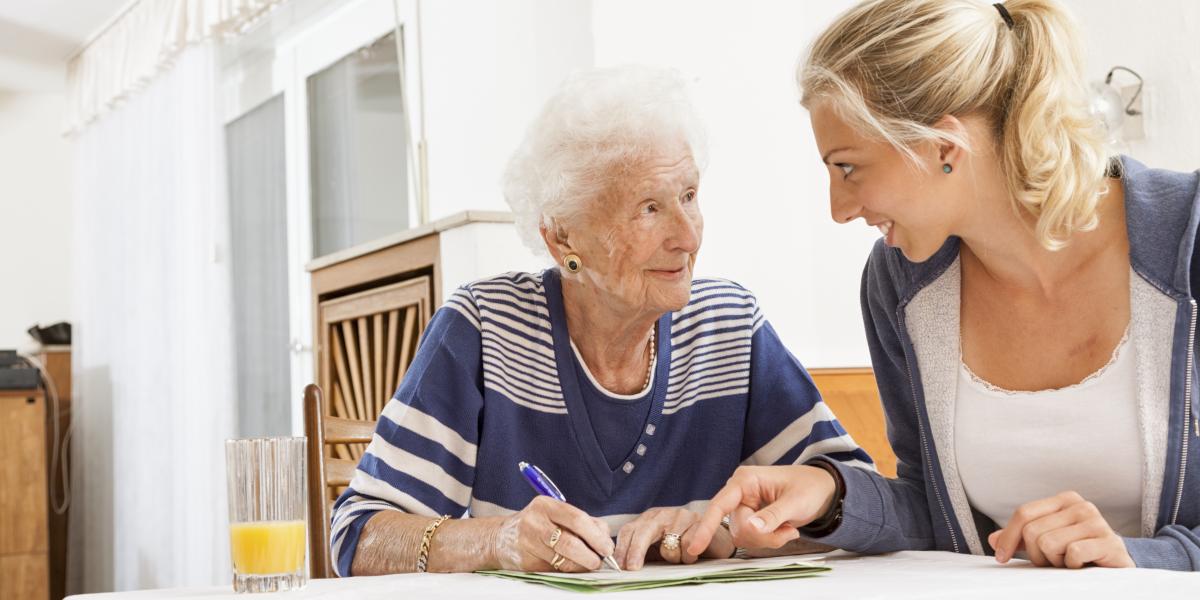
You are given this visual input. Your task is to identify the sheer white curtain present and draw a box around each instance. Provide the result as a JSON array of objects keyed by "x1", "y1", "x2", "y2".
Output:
[
  {"x1": 69, "y1": 42, "x2": 236, "y2": 593},
  {"x1": 64, "y1": 0, "x2": 287, "y2": 134}
]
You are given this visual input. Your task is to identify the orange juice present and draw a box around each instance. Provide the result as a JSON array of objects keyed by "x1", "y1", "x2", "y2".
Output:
[{"x1": 229, "y1": 520, "x2": 306, "y2": 575}]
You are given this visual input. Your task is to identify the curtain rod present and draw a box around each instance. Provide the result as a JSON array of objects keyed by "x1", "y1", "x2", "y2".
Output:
[{"x1": 66, "y1": 0, "x2": 143, "y2": 62}]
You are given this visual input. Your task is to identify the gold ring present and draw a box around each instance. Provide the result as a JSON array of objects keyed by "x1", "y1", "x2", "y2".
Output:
[
  {"x1": 550, "y1": 553, "x2": 567, "y2": 571},
  {"x1": 661, "y1": 532, "x2": 682, "y2": 552},
  {"x1": 547, "y1": 527, "x2": 562, "y2": 548}
]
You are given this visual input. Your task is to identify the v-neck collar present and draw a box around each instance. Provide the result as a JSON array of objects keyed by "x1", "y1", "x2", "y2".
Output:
[{"x1": 542, "y1": 268, "x2": 672, "y2": 496}]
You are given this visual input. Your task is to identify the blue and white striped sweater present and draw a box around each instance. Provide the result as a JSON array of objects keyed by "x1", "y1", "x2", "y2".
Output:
[{"x1": 330, "y1": 269, "x2": 873, "y2": 575}]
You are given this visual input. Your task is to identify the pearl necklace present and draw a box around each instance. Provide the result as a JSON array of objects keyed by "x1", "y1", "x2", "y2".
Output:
[{"x1": 643, "y1": 326, "x2": 657, "y2": 391}]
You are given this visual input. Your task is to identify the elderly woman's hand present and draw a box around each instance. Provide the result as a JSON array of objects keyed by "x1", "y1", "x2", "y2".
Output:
[
  {"x1": 492, "y1": 496, "x2": 615, "y2": 572},
  {"x1": 613, "y1": 507, "x2": 736, "y2": 570}
]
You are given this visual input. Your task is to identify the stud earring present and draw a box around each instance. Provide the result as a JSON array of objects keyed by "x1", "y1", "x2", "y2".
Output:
[
  {"x1": 942, "y1": 164, "x2": 953, "y2": 174},
  {"x1": 563, "y1": 254, "x2": 582, "y2": 273}
]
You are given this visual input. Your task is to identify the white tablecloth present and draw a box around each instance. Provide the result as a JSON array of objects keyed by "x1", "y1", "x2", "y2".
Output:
[{"x1": 67, "y1": 551, "x2": 1199, "y2": 599}]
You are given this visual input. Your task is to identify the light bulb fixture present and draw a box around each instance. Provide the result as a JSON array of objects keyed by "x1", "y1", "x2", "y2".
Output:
[{"x1": 1090, "y1": 66, "x2": 1145, "y2": 141}]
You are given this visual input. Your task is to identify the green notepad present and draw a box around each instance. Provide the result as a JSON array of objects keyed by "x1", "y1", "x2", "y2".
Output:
[{"x1": 478, "y1": 555, "x2": 830, "y2": 593}]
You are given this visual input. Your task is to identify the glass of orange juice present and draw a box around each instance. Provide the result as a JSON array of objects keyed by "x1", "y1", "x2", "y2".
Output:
[{"x1": 225, "y1": 437, "x2": 307, "y2": 592}]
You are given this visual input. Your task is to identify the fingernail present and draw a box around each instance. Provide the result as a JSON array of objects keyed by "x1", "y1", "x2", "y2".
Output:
[
  {"x1": 996, "y1": 549, "x2": 1008, "y2": 563},
  {"x1": 749, "y1": 516, "x2": 766, "y2": 531}
]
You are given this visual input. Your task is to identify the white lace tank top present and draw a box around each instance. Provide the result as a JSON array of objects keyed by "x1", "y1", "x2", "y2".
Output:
[{"x1": 955, "y1": 328, "x2": 1143, "y2": 538}]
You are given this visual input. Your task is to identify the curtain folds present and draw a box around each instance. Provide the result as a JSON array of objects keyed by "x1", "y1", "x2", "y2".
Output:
[
  {"x1": 69, "y1": 43, "x2": 237, "y2": 593},
  {"x1": 64, "y1": 0, "x2": 286, "y2": 135}
]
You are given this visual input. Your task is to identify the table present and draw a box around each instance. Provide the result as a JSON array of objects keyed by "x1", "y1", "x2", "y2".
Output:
[{"x1": 67, "y1": 551, "x2": 1199, "y2": 599}]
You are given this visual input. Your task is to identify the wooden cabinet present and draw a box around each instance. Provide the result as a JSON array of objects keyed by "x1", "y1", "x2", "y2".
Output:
[
  {"x1": 0, "y1": 391, "x2": 49, "y2": 600},
  {"x1": 308, "y1": 211, "x2": 537, "y2": 480},
  {"x1": 309, "y1": 226, "x2": 438, "y2": 473},
  {"x1": 0, "y1": 348, "x2": 71, "y2": 600}
]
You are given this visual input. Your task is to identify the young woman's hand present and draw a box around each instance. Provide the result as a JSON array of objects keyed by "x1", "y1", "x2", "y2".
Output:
[
  {"x1": 687, "y1": 464, "x2": 838, "y2": 555},
  {"x1": 989, "y1": 491, "x2": 1134, "y2": 569}
]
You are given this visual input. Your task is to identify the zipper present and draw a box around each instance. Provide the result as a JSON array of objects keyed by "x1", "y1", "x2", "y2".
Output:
[
  {"x1": 903, "y1": 328, "x2": 961, "y2": 553},
  {"x1": 1171, "y1": 299, "x2": 1197, "y2": 525}
]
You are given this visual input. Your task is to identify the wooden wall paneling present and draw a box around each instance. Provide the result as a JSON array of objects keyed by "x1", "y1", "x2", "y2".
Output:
[{"x1": 808, "y1": 368, "x2": 897, "y2": 478}]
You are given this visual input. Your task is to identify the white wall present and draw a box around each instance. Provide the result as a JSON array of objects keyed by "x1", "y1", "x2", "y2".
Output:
[
  {"x1": 1063, "y1": 0, "x2": 1200, "y2": 173},
  {"x1": 438, "y1": 221, "x2": 547, "y2": 301},
  {"x1": 590, "y1": 0, "x2": 1200, "y2": 367},
  {"x1": 421, "y1": 0, "x2": 594, "y2": 220},
  {"x1": 591, "y1": 0, "x2": 873, "y2": 367},
  {"x1": 0, "y1": 91, "x2": 73, "y2": 350}
]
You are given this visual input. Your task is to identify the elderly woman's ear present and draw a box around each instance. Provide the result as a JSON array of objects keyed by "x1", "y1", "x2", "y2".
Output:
[{"x1": 540, "y1": 220, "x2": 578, "y2": 273}]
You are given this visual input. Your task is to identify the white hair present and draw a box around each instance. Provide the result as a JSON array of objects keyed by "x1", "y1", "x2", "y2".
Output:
[{"x1": 502, "y1": 65, "x2": 708, "y2": 255}]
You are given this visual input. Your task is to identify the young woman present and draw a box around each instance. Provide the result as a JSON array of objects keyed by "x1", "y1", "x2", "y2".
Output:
[{"x1": 689, "y1": 0, "x2": 1200, "y2": 571}]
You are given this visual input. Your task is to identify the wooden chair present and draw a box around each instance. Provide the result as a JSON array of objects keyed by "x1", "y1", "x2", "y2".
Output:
[{"x1": 304, "y1": 383, "x2": 376, "y2": 579}]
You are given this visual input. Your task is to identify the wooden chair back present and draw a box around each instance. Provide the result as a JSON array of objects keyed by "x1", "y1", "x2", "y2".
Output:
[{"x1": 304, "y1": 383, "x2": 376, "y2": 579}]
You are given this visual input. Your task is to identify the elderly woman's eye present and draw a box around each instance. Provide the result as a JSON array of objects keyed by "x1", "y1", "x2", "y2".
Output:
[
  {"x1": 682, "y1": 190, "x2": 697, "y2": 203},
  {"x1": 641, "y1": 202, "x2": 659, "y2": 215},
  {"x1": 836, "y1": 163, "x2": 855, "y2": 178}
]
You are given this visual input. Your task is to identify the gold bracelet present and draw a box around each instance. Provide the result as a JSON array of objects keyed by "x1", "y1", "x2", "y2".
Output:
[{"x1": 416, "y1": 515, "x2": 451, "y2": 573}]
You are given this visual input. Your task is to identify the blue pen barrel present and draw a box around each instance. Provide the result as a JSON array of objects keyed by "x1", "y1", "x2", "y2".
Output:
[{"x1": 518, "y1": 461, "x2": 567, "y2": 501}]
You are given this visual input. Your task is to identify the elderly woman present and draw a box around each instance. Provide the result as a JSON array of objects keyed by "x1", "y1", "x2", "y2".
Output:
[{"x1": 329, "y1": 65, "x2": 873, "y2": 576}]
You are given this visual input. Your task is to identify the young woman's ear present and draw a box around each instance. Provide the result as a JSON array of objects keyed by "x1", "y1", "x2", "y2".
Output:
[{"x1": 931, "y1": 114, "x2": 970, "y2": 172}]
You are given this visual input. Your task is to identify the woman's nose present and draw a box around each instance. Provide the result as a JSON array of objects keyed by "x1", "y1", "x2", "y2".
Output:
[
  {"x1": 670, "y1": 209, "x2": 702, "y2": 253},
  {"x1": 830, "y1": 189, "x2": 862, "y2": 224}
]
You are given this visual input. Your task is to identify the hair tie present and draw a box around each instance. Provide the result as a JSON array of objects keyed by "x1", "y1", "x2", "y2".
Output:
[{"x1": 993, "y1": 3, "x2": 1014, "y2": 29}]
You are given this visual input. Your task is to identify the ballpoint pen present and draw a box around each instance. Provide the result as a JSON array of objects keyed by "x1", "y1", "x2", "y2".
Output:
[{"x1": 518, "y1": 461, "x2": 622, "y2": 572}]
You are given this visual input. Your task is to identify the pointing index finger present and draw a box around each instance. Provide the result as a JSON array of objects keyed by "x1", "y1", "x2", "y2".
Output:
[{"x1": 687, "y1": 484, "x2": 743, "y2": 556}]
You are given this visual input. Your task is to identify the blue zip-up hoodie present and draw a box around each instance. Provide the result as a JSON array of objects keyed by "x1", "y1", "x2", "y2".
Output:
[{"x1": 808, "y1": 156, "x2": 1200, "y2": 571}]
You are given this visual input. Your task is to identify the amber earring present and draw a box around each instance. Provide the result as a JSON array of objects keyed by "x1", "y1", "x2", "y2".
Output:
[{"x1": 563, "y1": 254, "x2": 582, "y2": 273}]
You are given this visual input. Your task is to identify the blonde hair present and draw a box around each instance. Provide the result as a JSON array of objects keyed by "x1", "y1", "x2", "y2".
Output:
[{"x1": 799, "y1": 0, "x2": 1112, "y2": 250}]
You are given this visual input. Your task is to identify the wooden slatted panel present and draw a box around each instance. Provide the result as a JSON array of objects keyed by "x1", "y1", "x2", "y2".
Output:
[
  {"x1": 319, "y1": 277, "x2": 431, "y2": 463},
  {"x1": 329, "y1": 332, "x2": 356, "y2": 461},
  {"x1": 398, "y1": 305, "x2": 416, "y2": 383},
  {"x1": 342, "y1": 321, "x2": 365, "y2": 420},
  {"x1": 329, "y1": 382, "x2": 351, "y2": 460},
  {"x1": 373, "y1": 313, "x2": 385, "y2": 418},
  {"x1": 383, "y1": 309, "x2": 400, "y2": 415},
  {"x1": 356, "y1": 318, "x2": 373, "y2": 430}
]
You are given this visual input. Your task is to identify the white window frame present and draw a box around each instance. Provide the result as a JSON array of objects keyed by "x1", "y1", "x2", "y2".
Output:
[{"x1": 220, "y1": 0, "x2": 426, "y2": 435}]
